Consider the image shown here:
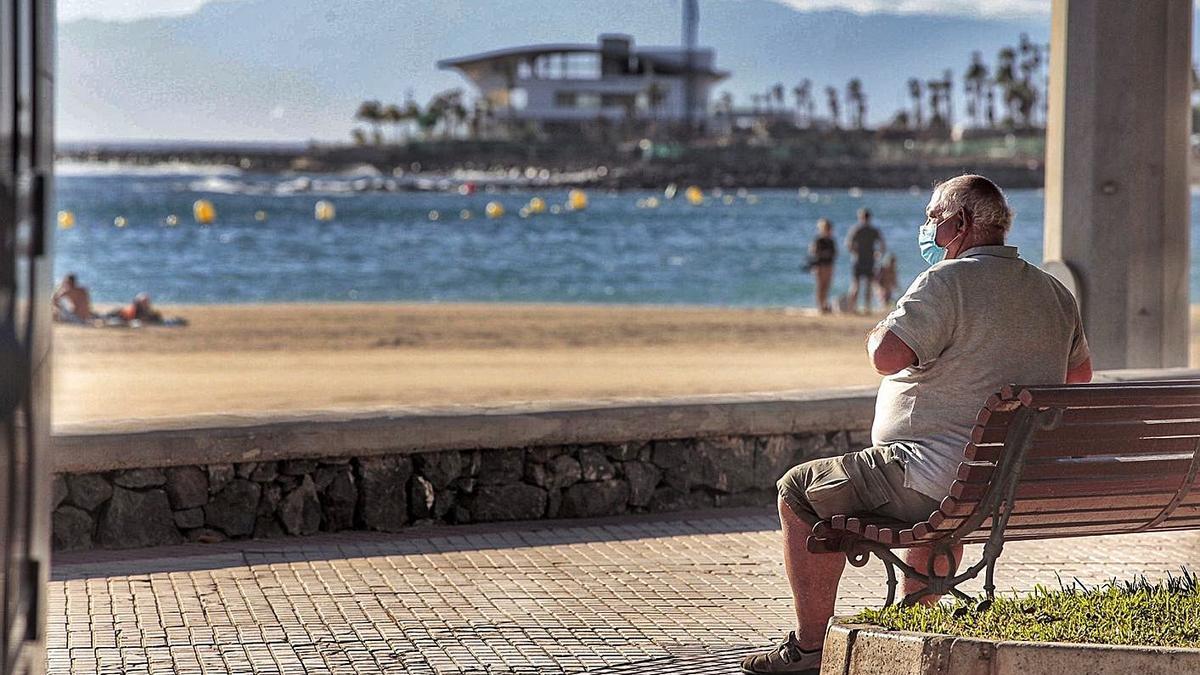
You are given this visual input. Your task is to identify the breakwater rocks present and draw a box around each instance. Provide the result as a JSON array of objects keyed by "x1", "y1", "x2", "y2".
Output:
[
  {"x1": 51, "y1": 429, "x2": 868, "y2": 551},
  {"x1": 58, "y1": 140, "x2": 1044, "y2": 189}
]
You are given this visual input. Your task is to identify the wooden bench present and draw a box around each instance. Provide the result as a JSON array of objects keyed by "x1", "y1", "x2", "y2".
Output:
[{"x1": 806, "y1": 380, "x2": 1200, "y2": 608}]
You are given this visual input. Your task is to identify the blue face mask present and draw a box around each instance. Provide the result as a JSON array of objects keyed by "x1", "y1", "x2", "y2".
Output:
[{"x1": 919, "y1": 214, "x2": 964, "y2": 266}]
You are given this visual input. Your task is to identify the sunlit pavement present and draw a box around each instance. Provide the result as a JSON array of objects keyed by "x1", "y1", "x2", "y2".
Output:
[{"x1": 47, "y1": 507, "x2": 1200, "y2": 674}]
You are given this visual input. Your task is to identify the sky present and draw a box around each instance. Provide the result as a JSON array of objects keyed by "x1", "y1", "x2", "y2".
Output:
[
  {"x1": 56, "y1": 0, "x2": 1062, "y2": 142},
  {"x1": 61, "y1": 0, "x2": 1050, "y2": 22}
]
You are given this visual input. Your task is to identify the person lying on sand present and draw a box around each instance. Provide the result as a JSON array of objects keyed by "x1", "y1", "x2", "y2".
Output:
[
  {"x1": 52, "y1": 274, "x2": 94, "y2": 324},
  {"x1": 112, "y1": 293, "x2": 164, "y2": 325}
]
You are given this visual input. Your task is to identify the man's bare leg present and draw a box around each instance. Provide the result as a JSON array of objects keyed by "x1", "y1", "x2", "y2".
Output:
[
  {"x1": 902, "y1": 545, "x2": 964, "y2": 606},
  {"x1": 847, "y1": 278, "x2": 860, "y2": 313},
  {"x1": 779, "y1": 496, "x2": 846, "y2": 651}
]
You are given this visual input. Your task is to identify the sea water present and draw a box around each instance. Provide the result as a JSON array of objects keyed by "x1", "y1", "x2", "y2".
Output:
[{"x1": 51, "y1": 165, "x2": 1200, "y2": 307}]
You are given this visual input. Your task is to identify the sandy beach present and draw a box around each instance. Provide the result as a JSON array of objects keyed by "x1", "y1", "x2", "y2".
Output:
[
  {"x1": 52, "y1": 303, "x2": 887, "y2": 425},
  {"x1": 53, "y1": 303, "x2": 1200, "y2": 426}
]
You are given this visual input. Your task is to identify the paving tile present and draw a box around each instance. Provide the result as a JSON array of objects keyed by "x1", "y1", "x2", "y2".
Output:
[{"x1": 48, "y1": 507, "x2": 1200, "y2": 674}]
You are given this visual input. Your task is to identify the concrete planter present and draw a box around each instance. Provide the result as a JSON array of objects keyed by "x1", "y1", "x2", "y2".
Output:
[{"x1": 822, "y1": 620, "x2": 1200, "y2": 675}]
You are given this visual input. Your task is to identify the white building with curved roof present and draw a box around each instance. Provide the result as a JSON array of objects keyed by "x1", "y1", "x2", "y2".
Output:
[{"x1": 438, "y1": 33, "x2": 728, "y2": 128}]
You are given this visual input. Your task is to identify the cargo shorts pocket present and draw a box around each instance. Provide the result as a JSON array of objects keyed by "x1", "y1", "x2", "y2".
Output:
[{"x1": 802, "y1": 460, "x2": 864, "y2": 520}]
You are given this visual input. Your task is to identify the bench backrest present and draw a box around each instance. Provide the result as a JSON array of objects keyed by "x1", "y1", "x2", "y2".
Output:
[{"x1": 811, "y1": 380, "x2": 1200, "y2": 549}]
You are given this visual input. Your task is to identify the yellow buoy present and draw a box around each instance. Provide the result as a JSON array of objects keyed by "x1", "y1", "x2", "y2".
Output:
[
  {"x1": 528, "y1": 197, "x2": 547, "y2": 214},
  {"x1": 193, "y1": 199, "x2": 216, "y2": 224},
  {"x1": 428, "y1": 210, "x2": 441, "y2": 221},
  {"x1": 254, "y1": 210, "x2": 268, "y2": 222},
  {"x1": 113, "y1": 216, "x2": 128, "y2": 228},
  {"x1": 57, "y1": 210, "x2": 75, "y2": 229},
  {"x1": 315, "y1": 200, "x2": 336, "y2": 222},
  {"x1": 485, "y1": 201, "x2": 505, "y2": 219},
  {"x1": 567, "y1": 189, "x2": 588, "y2": 211},
  {"x1": 685, "y1": 186, "x2": 704, "y2": 206},
  {"x1": 165, "y1": 214, "x2": 179, "y2": 226},
  {"x1": 645, "y1": 196, "x2": 660, "y2": 209},
  {"x1": 459, "y1": 209, "x2": 473, "y2": 220}
]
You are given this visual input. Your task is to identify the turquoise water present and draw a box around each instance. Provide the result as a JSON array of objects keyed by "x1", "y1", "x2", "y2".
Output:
[{"x1": 51, "y1": 167, "x2": 1190, "y2": 307}]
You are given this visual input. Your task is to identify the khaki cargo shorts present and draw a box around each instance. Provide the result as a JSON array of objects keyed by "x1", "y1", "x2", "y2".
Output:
[{"x1": 777, "y1": 444, "x2": 940, "y2": 526}]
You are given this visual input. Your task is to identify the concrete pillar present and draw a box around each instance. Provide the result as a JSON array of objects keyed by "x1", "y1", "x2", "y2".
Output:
[{"x1": 1043, "y1": 0, "x2": 1192, "y2": 369}]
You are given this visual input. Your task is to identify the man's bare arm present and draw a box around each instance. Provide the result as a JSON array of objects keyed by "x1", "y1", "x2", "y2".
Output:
[
  {"x1": 867, "y1": 323, "x2": 917, "y2": 376},
  {"x1": 1066, "y1": 356, "x2": 1093, "y2": 384}
]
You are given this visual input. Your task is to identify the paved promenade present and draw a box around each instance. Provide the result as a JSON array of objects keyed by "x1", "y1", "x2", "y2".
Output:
[{"x1": 49, "y1": 508, "x2": 1200, "y2": 674}]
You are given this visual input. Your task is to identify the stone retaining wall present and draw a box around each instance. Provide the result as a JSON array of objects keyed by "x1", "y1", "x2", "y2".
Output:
[
  {"x1": 50, "y1": 388, "x2": 879, "y2": 551},
  {"x1": 50, "y1": 368, "x2": 1193, "y2": 551},
  {"x1": 51, "y1": 429, "x2": 870, "y2": 551}
]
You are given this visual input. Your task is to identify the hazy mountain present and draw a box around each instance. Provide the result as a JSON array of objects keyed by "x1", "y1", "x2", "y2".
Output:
[{"x1": 58, "y1": 0, "x2": 1056, "y2": 142}]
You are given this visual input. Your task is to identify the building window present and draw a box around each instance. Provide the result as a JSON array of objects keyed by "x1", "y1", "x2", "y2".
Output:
[
  {"x1": 554, "y1": 92, "x2": 577, "y2": 108},
  {"x1": 576, "y1": 93, "x2": 601, "y2": 109},
  {"x1": 509, "y1": 88, "x2": 528, "y2": 110}
]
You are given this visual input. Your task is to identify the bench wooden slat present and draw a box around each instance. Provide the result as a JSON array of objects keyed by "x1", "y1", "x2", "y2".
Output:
[
  {"x1": 973, "y1": 419, "x2": 1200, "y2": 445},
  {"x1": 955, "y1": 456, "x2": 1193, "y2": 483},
  {"x1": 938, "y1": 492, "x2": 1189, "y2": 517},
  {"x1": 1018, "y1": 385, "x2": 1200, "y2": 408},
  {"x1": 934, "y1": 503, "x2": 1200, "y2": 531},
  {"x1": 966, "y1": 436, "x2": 1200, "y2": 462},
  {"x1": 950, "y1": 475, "x2": 1191, "y2": 501}
]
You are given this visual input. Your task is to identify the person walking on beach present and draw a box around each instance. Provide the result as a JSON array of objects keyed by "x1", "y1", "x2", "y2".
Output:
[
  {"x1": 52, "y1": 274, "x2": 94, "y2": 323},
  {"x1": 741, "y1": 175, "x2": 1092, "y2": 674},
  {"x1": 844, "y1": 208, "x2": 885, "y2": 313},
  {"x1": 806, "y1": 219, "x2": 836, "y2": 313}
]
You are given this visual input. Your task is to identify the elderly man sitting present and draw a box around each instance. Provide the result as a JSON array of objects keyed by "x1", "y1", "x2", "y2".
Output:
[{"x1": 742, "y1": 175, "x2": 1093, "y2": 674}]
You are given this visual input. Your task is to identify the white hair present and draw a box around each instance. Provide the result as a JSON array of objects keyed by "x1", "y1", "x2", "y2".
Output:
[{"x1": 933, "y1": 174, "x2": 1014, "y2": 239}]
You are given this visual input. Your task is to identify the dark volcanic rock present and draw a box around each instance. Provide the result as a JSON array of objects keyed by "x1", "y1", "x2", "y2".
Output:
[
  {"x1": 560, "y1": 480, "x2": 630, "y2": 518},
  {"x1": 415, "y1": 451, "x2": 463, "y2": 489},
  {"x1": 113, "y1": 468, "x2": 166, "y2": 489},
  {"x1": 207, "y1": 464, "x2": 235, "y2": 494},
  {"x1": 204, "y1": 479, "x2": 261, "y2": 537},
  {"x1": 318, "y1": 466, "x2": 357, "y2": 531},
  {"x1": 52, "y1": 476, "x2": 68, "y2": 510},
  {"x1": 281, "y1": 459, "x2": 319, "y2": 476},
  {"x1": 164, "y1": 466, "x2": 209, "y2": 510},
  {"x1": 66, "y1": 474, "x2": 113, "y2": 511},
  {"x1": 578, "y1": 448, "x2": 615, "y2": 482},
  {"x1": 279, "y1": 477, "x2": 321, "y2": 536},
  {"x1": 249, "y1": 462, "x2": 279, "y2": 483},
  {"x1": 409, "y1": 476, "x2": 436, "y2": 520},
  {"x1": 173, "y1": 507, "x2": 205, "y2": 530},
  {"x1": 52, "y1": 506, "x2": 94, "y2": 552},
  {"x1": 356, "y1": 456, "x2": 412, "y2": 532},
  {"x1": 98, "y1": 488, "x2": 182, "y2": 549},
  {"x1": 477, "y1": 449, "x2": 524, "y2": 485},
  {"x1": 471, "y1": 485, "x2": 547, "y2": 522},
  {"x1": 622, "y1": 461, "x2": 663, "y2": 507}
]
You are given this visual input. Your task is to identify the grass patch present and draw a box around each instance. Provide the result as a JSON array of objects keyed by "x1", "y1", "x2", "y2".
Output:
[{"x1": 856, "y1": 569, "x2": 1200, "y2": 648}]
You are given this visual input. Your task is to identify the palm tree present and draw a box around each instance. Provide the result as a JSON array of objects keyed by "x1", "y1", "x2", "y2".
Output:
[
  {"x1": 964, "y1": 52, "x2": 989, "y2": 128},
  {"x1": 771, "y1": 83, "x2": 785, "y2": 114},
  {"x1": 1018, "y1": 34, "x2": 1044, "y2": 126},
  {"x1": 383, "y1": 104, "x2": 404, "y2": 143},
  {"x1": 995, "y1": 47, "x2": 1018, "y2": 127},
  {"x1": 792, "y1": 79, "x2": 812, "y2": 127},
  {"x1": 825, "y1": 86, "x2": 840, "y2": 128},
  {"x1": 355, "y1": 100, "x2": 384, "y2": 145},
  {"x1": 926, "y1": 78, "x2": 944, "y2": 128},
  {"x1": 845, "y1": 78, "x2": 866, "y2": 129},
  {"x1": 942, "y1": 69, "x2": 954, "y2": 129},
  {"x1": 907, "y1": 78, "x2": 923, "y2": 129}
]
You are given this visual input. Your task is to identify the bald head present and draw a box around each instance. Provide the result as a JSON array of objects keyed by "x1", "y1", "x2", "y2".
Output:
[{"x1": 929, "y1": 174, "x2": 1013, "y2": 244}]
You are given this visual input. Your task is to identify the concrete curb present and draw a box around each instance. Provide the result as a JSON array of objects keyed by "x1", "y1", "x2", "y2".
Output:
[{"x1": 821, "y1": 621, "x2": 1200, "y2": 675}]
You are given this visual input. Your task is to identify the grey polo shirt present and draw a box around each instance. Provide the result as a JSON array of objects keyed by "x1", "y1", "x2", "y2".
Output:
[{"x1": 872, "y1": 245, "x2": 1090, "y2": 500}]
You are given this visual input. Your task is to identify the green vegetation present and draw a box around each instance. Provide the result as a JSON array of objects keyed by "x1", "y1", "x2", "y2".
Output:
[{"x1": 857, "y1": 570, "x2": 1200, "y2": 648}]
